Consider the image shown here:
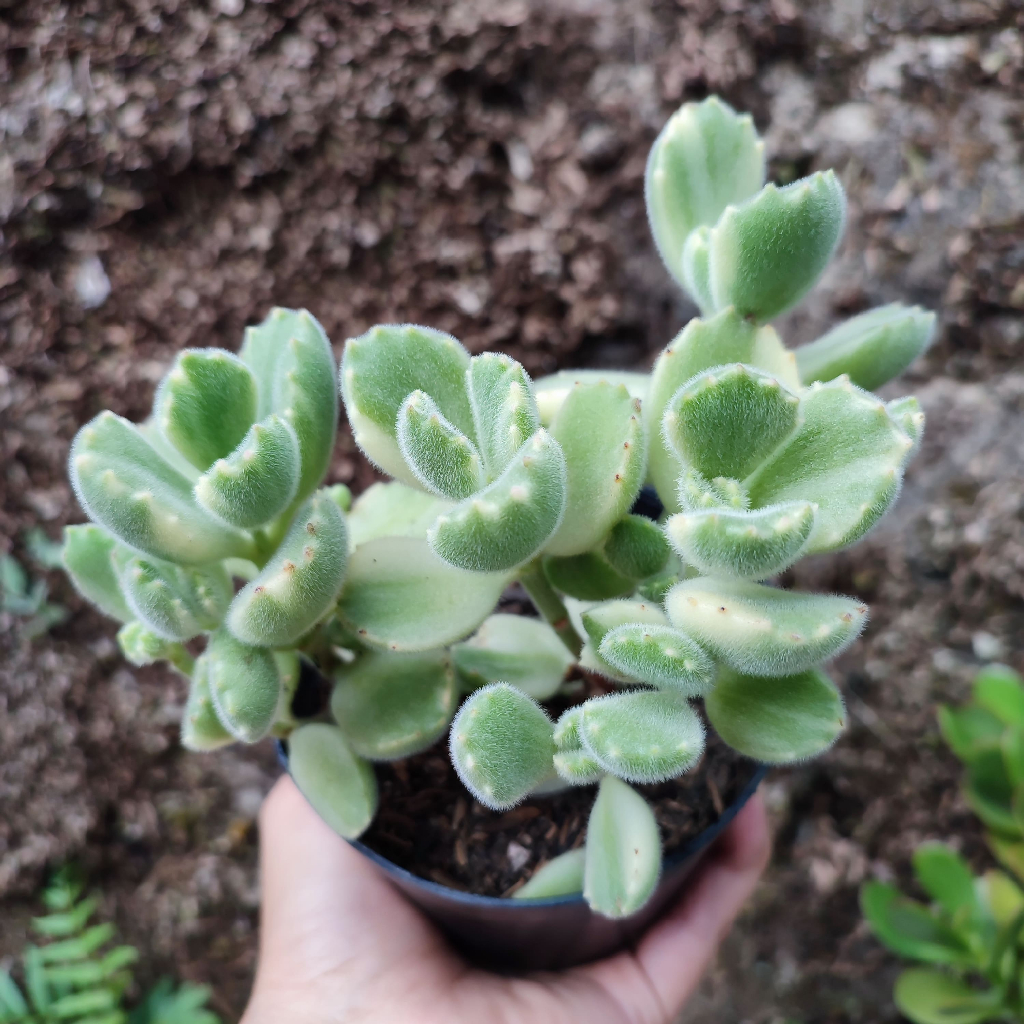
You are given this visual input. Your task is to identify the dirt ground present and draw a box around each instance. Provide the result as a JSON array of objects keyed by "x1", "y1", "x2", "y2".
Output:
[{"x1": 2, "y1": 0, "x2": 1023, "y2": 1020}]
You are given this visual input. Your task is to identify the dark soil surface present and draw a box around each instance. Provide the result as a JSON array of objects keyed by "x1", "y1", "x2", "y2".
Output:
[{"x1": 2, "y1": 1, "x2": 1023, "y2": 1022}]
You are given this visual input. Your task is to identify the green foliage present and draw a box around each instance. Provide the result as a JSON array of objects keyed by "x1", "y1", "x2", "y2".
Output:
[
  {"x1": 862, "y1": 664, "x2": 1024, "y2": 1023},
  {"x1": 60, "y1": 94, "x2": 929, "y2": 922},
  {"x1": 0, "y1": 867, "x2": 218, "y2": 1024},
  {"x1": 1, "y1": 552, "x2": 68, "y2": 639},
  {"x1": 513, "y1": 848, "x2": 586, "y2": 900}
]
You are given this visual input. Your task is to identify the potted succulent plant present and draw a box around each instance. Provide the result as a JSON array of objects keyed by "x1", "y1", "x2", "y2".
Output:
[{"x1": 61, "y1": 96, "x2": 934, "y2": 970}]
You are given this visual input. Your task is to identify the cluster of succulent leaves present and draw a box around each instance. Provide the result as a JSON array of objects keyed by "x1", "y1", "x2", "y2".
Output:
[
  {"x1": 62, "y1": 95, "x2": 932, "y2": 919},
  {"x1": 862, "y1": 665, "x2": 1024, "y2": 1024},
  {"x1": 2, "y1": 531, "x2": 69, "y2": 639},
  {"x1": 0, "y1": 867, "x2": 218, "y2": 1024}
]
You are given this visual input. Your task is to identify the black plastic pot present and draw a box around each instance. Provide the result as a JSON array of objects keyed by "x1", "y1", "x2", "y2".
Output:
[{"x1": 279, "y1": 741, "x2": 767, "y2": 973}]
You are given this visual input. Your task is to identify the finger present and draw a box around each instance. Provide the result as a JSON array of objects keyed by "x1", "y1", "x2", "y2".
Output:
[{"x1": 635, "y1": 792, "x2": 771, "y2": 1014}]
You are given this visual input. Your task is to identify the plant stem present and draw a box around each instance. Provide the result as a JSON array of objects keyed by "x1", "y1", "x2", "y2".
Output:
[{"x1": 518, "y1": 558, "x2": 582, "y2": 658}]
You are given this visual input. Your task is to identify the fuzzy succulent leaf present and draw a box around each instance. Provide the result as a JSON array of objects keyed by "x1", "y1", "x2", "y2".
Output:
[
  {"x1": 705, "y1": 666, "x2": 846, "y2": 762},
  {"x1": 240, "y1": 307, "x2": 338, "y2": 503},
  {"x1": 797, "y1": 304, "x2": 936, "y2": 391},
  {"x1": 662, "y1": 363, "x2": 801, "y2": 482},
  {"x1": 193, "y1": 413, "x2": 301, "y2": 529},
  {"x1": 646, "y1": 308, "x2": 798, "y2": 513},
  {"x1": 887, "y1": 396, "x2": 926, "y2": 454},
  {"x1": 337, "y1": 536, "x2": 508, "y2": 651},
  {"x1": 62, "y1": 525, "x2": 132, "y2": 623},
  {"x1": 666, "y1": 577, "x2": 868, "y2": 677},
  {"x1": 578, "y1": 641, "x2": 635, "y2": 685},
  {"x1": 544, "y1": 383, "x2": 644, "y2": 557},
  {"x1": 746, "y1": 377, "x2": 915, "y2": 554},
  {"x1": 513, "y1": 848, "x2": 586, "y2": 899},
  {"x1": 577, "y1": 690, "x2": 705, "y2": 783},
  {"x1": 340, "y1": 324, "x2": 473, "y2": 485},
  {"x1": 584, "y1": 776, "x2": 662, "y2": 919},
  {"x1": 602, "y1": 515, "x2": 671, "y2": 581},
  {"x1": 331, "y1": 651, "x2": 458, "y2": 761},
  {"x1": 680, "y1": 226, "x2": 715, "y2": 313},
  {"x1": 581, "y1": 598, "x2": 668, "y2": 648},
  {"x1": 449, "y1": 683, "x2": 556, "y2": 810},
  {"x1": 428, "y1": 429, "x2": 567, "y2": 573},
  {"x1": 116, "y1": 621, "x2": 188, "y2": 669},
  {"x1": 467, "y1": 353, "x2": 540, "y2": 476},
  {"x1": 533, "y1": 370, "x2": 649, "y2": 426},
  {"x1": 154, "y1": 348, "x2": 258, "y2": 471},
  {"x1": 665, "y1": 501, "x2": 816, "y2": 579},
  {"x1": 69, "y1": 412, "x2": 254, "y2": 564},
  {"x1": 228, "y1": 491, "x2": 348, "y2": 648},
  {"x1": 205, "y1": 628, "x2": 282, "y2": 743},
  {"x1": 644, "y1": 96, "x2": 765, "y2": 288},
  {"x1": 396, "y1": 390, "x2": 486, "y2": 500},
  {"x1": 180, "y1": 654, "x2": 234, "y2": 752},
  {"x1": 553, "y1": 707, "x2": 607, "y2": 784},
  {"x1": 451, "y1": 614, "x2": 575, "y2": 700},
  {"x1": 677, "y1": 468, "x2": 749, "y2": 512},
  {"x1": 598, "y1": 624, "x2": 714, "y2": 695},
  {"x1": 708, "y1": 171, "x2": 847, "y2": 322},
  {"x1": 287, "y1": 723, "x2": 378, "y2": 839},
  {"x1": 119, "y1": 555, "x2": 232, "y2": 641},
  {"x1": 345, "y1": 481, "x2": 452, "y2": 549},
  {"x1": 543, "y1": 551, "x2": 635, "y2": 601}
]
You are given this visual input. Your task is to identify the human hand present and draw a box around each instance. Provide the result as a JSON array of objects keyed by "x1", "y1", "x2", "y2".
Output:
[{"x1": 242, "y1": 776, "x2": 770, "y2": 1024}]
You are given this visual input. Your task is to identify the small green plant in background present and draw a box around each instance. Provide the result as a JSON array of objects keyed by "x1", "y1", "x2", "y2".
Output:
[
  {"x1": 0, "y1": 867, "x2": 218, "y2": 1024},
  {"x1": 862, "y1": 665, "x2": 1024, "y2": 1024},
  {"x1": 1, "y1": 530, "x2": 68, "y2": 639},
  {"x1": 61, "y1": 95, "x2": 933, "y2": 919}
]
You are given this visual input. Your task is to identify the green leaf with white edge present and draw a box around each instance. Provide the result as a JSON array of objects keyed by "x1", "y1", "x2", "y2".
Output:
[
  {"x1": 797, "y1": 303, "x2": 936, "y2": 391},
  {"x1": 861, "y1": 883, "x2": 975, "y2": 966},
  {"x1": 708, "y1": 171, "x2": 847, "y2": 322},
  {"x1": 645, "y1": 96, "x2": 765, "y2": 288},
  {"x1": 240, "y1": 307, "x2": 338, "y2": 504},
  {"x1": 513, "y1": 849, "x2": 586, "y2": 899},
  {"x1": 581, "y1": 598, "x2": 668, "y2": 648},
  {"x1": 912, "y1": 843, "x2": 978, "y2": 916},
  {"x1": 543, "y1": 551, "x2": 636, "y2": 601},
  {"x1": 665, "y1": 501, "x2": 816, "y2": 580},
  {"x1": 584, "y1": 776, "x2": 662, "y2": 918},
  {"x1": 533, "y1": 369, "x2": 649, "y2": 427},
  {"x1": 973, "y1": 664, "x2": 1024, "y2": 727},
  {"x1": 396, "y1": 390, "x2": 486, "y2": 500},
  {"x1": 69, "y1": 412, "x2": 255, "y2": 564},
  {"x1": 937, "y1": 704, "x2": 1005, "y2": 762},
  {"x1": 706, "y1": 666, "x2": 846, "y2": 763},
  {"x1": 467, "y1": 353, "x2": 540, "y2": 476},
  {"x1": 894, "y1": 970, "x2": 1003, "y2": 1024},
  {"x1": 545, "y1": 382, "x2": 644, "y2": 557},
  {"x1": 666, "y1": 577, "x2": 867, "y2": 677},
  {"x1": 888, "y1": 396, "x2": 926, "y2": 454},
  {"x1": 429, "y1": 429, "x2": 567, "y2": 573},
  {"x1": 680, "y1": 226, "x2": 715, "y2": 314},
  {"x1": 451, "y1": 614, "x2": 575, "y2": 700},
  {"x1": 338, "y1": 536, "x2": 509, "y2": 652},
  {"x1": 981, "y1": 869, "x2": 1024, "y2": 927},
  {"x1": 345, "y1": 481, "x2": 453, "y2": 550},
  {"x1": 745, "y1": 378, "x2": 915, "y2": 554},
  {"x1": 553, "y1": 707, "x2": 606, "y2": 784},
  {"x1": 154, "y1": 348, "x2": 258, "y2": 470},
  {"x1": 117, "y1": 621, "x2": 188, "y2": 669},
  {"x1": 194, "y1": 413, "x2": 301, "y2": 529},
  {"x1": 579, "y1": 690, "x2": 705, "y2": 783},
  {"x1": 331, "y1": 650, "x2": 458, "y2": 761},
  {"x1": 62, "y1": 525, "x2": 132, "y2": 623},
  {"x1": 645, "y1": 308, "x2": 798, "y2": 514},
  {"x1": 449, "y1": 683, "x2": 555, "y2": 810},
  {"x1": 603, "y1": 515, "x2": 670, "y2": 581},
  {"x1": 288, "y1": 723, "x2": 378, "y2": 839},
  {"x1": 340, "y1": 323, "x2": 473, "y2": 485},
  {"x1": 119, "y1": 556, "x2": 232, "y2": 641},
  {"x1": 599, "y1": 624, "x2": 714, "y2": 695},
  {"x1": 662, "y1": 363, "x2": 801, "y2": 482},
  {"x1": 180, "y1": 654, "x2": 234, "y2": 752},
  {"x1": 205, "y1": 628, "x2": 281, "y2": 743},
  {"x1": 228, "y1": 491, "x2": 348, "y2": 648},
  {"x1": 677, "y1": 468, "x2": 749, "y2": 512}
]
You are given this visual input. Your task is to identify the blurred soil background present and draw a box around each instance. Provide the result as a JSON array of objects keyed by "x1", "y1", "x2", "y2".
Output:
[{"x1": 2, "y1": 0, "x2": 1023, "y2": 1020}]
